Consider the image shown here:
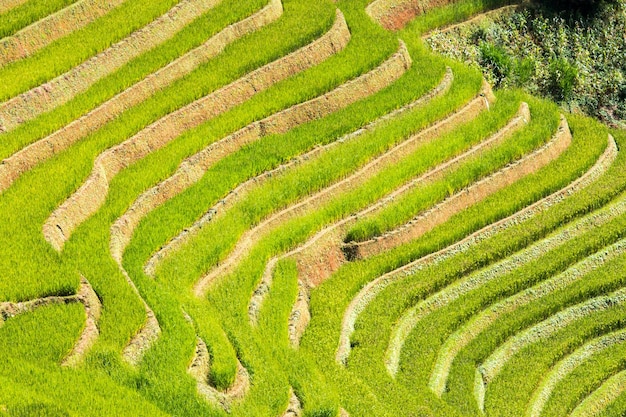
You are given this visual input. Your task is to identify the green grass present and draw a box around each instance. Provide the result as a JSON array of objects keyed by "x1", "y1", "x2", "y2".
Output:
[
  {"x1": 0, "y1": 0, "x2": 187, "y2": 100},
  {"x1": 0, "y1": 0, "x2": 623, "y2": 415},
  {"x1": 0, "y1": 0, "x2": 269, "y2": 160},
  {"x1": 0, "y1": 0, "x2": 77, "y2": 39}
]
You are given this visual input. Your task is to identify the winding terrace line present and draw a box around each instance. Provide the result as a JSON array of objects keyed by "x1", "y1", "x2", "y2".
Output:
[
  {"x1": 569, "y1": 370, "x2": 626, "y2": 417},
  {"x1": 0, "y1": 277, "x2": 101, "y2": 366},
  {"x1": 475, "y1": 266, "x2": 626, "y2": 412},
  {"x1": 0, "y1": 0, "x2": 29, "y2": 15},
  {"x1": 111, "y1": 38, "x2": 410, "y2": 268},
  {"x1": 61, "y1": 276, "x2": 101, "y2": 367},
  {"x1": 0, "y1": 0, "x2": 130, "y2": 66},
  {"x1": 0, "y1": 0, "x2": 283, "y2": 193},
  {"x1": 527, "y1": 329, "x2": 626, "y2": 417},
  {"x1": 192, "y1": 41, "x2": 415, "y2": 297},
  {"x1": 0, "y1": 0, "x2": 227, "y2": 132},
  {"x1": 429, "y1": 234, "x2": 626, "y2": 397},
  {"x1": 188, "y1": 336, "x2": 250, "y2": 412},
  {"x1": 345, "y1": 114, "x2": 572, "y2": 260},
  {"x1": 366, "y1": 0, "x2": 459, "y2": 31},
  {"x1": 119, "y1": 267, "x2": 161, "y2": 366},
  {"x1": 43, "y1": 9, "x2": 351, "y2": 252},
  {"x1": 145, "y1": 67, "x2": 453, "y2": 278},
  {"x1": 337, "y1": 133, "x2": 617, "y2": 367},
  {"x1": 250, "y1": 92, "x2": 527, "y2": 345}
]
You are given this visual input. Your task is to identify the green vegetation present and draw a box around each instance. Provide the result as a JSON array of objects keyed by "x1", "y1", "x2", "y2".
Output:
[
  {"x1": 0, "y1": 0, "x2": 624, "y2": 415},
  {"x1": 427, "y1": 0, "x2": 626, "y2": 126},
  {"x1": 0, "y1": 0, "x2": 77, "y2": 38}
]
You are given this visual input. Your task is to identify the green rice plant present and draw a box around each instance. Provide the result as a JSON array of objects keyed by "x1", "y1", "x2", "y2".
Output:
[
  {"x1": 0, "y1": 0, "x2": 182, "y2": 99},
  {"x1": 0, "y1": 0, "x2": 77, "y2": 38},
  {"x1": 0, "y1": 0, "x2": 269, "y2": 160},
  {"x1": 303, "y1": 113, "x2": 606, "y2": 415},
  {"x1": 0, "y1": 0, "x2": 622, "y2": 414}
]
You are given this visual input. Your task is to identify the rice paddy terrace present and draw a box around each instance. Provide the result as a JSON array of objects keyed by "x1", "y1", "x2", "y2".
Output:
[{"x1": 0, "y1": 0, "x2": 624, "y2": 415}]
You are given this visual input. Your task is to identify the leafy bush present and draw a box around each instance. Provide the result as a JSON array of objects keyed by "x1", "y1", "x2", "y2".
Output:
[
  {"x1": 427, "y1": 0, "x2": 626, "y2": 127},
  {"x1": 549, "y1": 57, "x2": 578, "y2": 102}
]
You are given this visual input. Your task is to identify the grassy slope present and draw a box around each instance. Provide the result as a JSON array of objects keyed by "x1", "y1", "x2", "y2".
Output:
[{"x1": 0, "y1": 0, "x2": 622, "y2": 415}]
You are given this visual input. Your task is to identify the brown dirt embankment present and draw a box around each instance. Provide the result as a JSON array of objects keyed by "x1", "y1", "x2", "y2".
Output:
[
  {"x1": 188, "y1": 336, "x2": 250, "y2": 412},
  {"x1": 0, "y1": 0, "x2": 224, "y2": 132},
  {"x1": 192, "y1": 39, "x2": 413, "y2": 297},
  {"x1": 43, "y1": 9, "x2": 351, "y2": 253},
  {"x1": 0, "y1": 0, "x2": 283, "y2": 193}
]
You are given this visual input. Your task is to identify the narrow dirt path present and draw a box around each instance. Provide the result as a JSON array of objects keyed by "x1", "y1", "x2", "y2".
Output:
[
  {"x1": 43, "y1": 9, "x2": 350, "y2": 252},
  {"x1": 0, "y1": 0, "x2": 283, "y2": 194},
  {"x1": 188, "y1": 336, "x2": 250, "y2": 412},
  {"x1": 0, "y1": 0, "x2": 227, "y2": 132},
  {"x1": 194, "y1": 75, "x2": 491, "y2": 298},
  {"x1": 146, "y1": 67, "x2": 453, "y2": 278},
  {"x1": 336, "y1": 133, "x2": 616, "y2": 367},
  {"x1": 111, "y1": 37, "x2": 410, "y2": 268},
  {"x1": 0, "y1": 0, "x2": 130, "y2": 66}
]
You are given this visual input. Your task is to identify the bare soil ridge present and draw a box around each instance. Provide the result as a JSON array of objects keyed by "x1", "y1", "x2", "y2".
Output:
[
  {"x1": 118, "y1": 267, "x2": 161, "y2": 366},
  {"x1": 61, "y1": 276, "x2": 101, "y2": 367},
  {"x1": 0, "y1": 0, "x2": 283, "y2": 194},
  {"x1": 0, "y1": 0, "x2": 129, "y2": 66},
  {"x1": 111, "y1": 32, "x2": 406, "y2": 269},
  {"x1": 188, "y1": 336, "x2": 250, "y2": 412},
  {"x1": 345, "y1": 114, "x2": 572, "y2": 260},
  {"x1": 146, "y1": 67, "x2": 453, "y2": 278},
  {"x1": 281, "y1": 388, "x2": 302, "y2": 417},
  {"x1": 0, "y1": 0, "x2": 224, "y2": 132},
  {"x1": 43, "y1": 9, "x2": 351, "y2": 252},
  {"x1": 192, "y1": 40, "x2": 413, "y2": 297},
  {"x1": 337, "y1": 130, "x2": 616, "y2": 367}
]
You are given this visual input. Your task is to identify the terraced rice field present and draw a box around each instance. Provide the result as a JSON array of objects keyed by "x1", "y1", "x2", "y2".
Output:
[{"x1": 0, "y1": 0, "x2": 624, "y2": 416}]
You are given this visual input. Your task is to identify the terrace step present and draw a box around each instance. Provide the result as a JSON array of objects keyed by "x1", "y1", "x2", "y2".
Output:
[
  {"x1": 344, "y1": 114, "x2": 572, "y2": 260},
  {"x1": 0, "y1": 0, "x2": 283, "y2": 193},
  {"x1": 111, "y1": 36, "x2": 410, "y2": 274},
  {"x1": 145, "y1": 67, "x2": 453, "y2": 278},
  {"x1": 337, "y1": 133, "x2": 616, "y2": 369},
  {"x1": 188, "y1": 336, "x2": 250, "y2": 412},
  {"x1": 0, "y1": 0, "x2": 130, "y2": 66},
  {"x1": 192, "y1": 40, "x2": 413, "y2": 297},
  {"x1": 43, "y1": 8, "x2": 351, "y2": 252},
  {"x1": 0, "y1": 0, "x2": 226, "y2": 132}
]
